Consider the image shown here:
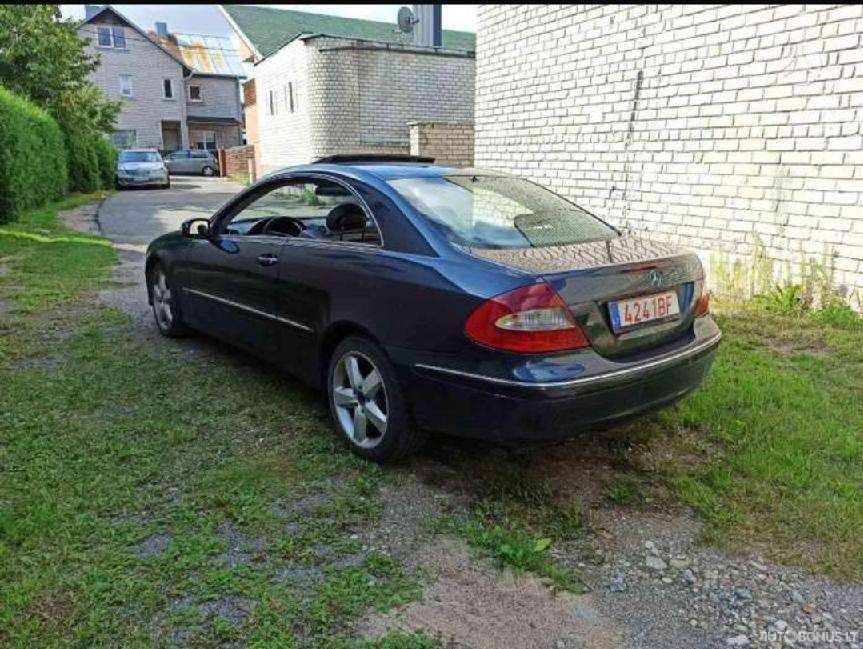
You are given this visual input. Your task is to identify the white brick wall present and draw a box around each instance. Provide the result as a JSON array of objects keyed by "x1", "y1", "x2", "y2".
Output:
[
  {"x1": 255, "y1": 36, "x2": 475, "y2": 174},
  {"x1": 475, "y1": 4, "x2": 863, "y2": 306},
  {"x1": 254, "y1": 40, "x2": 313, "y2": 172}
]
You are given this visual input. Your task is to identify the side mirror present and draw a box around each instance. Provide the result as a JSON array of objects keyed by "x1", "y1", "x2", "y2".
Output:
[{"x1": 181, "y1": 217, "x2": 211, "y2": 239}]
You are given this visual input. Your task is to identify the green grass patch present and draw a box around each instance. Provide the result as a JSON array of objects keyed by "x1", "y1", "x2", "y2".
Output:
[
  {"x1": 446, "y1": 517, "x2": 582, "y2": 593},
  {"x1": 0, "y1": 198, "x2": 422, "y2": 648},
  {"x1": 0, "y1": 190, "x2": 114, "y2": 313},
  {"x1": 631, "y1": 302, "x2": 863, "y2": 579}
]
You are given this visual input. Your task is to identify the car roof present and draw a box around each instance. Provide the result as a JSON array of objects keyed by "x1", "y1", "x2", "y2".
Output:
[{"x1": 268, "y1": 163, "x2": 513, "y2": 182}]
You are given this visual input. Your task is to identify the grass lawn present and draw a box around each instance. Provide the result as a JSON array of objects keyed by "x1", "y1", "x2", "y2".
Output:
[
  {"x1": 642, "y1": 303, "x2": 863, "y2": 580},
  {"x1": 0, "y1": 195, "x2": 431, "y2": 648},
  {"x1": 0, "y1": 194, "x2": 861, "y2": 647}
]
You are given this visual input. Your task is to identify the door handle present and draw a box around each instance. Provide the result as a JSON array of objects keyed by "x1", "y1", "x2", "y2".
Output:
[{"x1": 256, "y1": 253, "x2": 279, "y2": 267}]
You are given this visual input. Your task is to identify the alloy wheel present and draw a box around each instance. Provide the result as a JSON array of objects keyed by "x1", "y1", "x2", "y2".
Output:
[
  {"x1": 151, "y1": 269, "x2": 173, "y2": 330},
  {"x1": 332, "y1": 351, "x2": 388, "y2": 448}
]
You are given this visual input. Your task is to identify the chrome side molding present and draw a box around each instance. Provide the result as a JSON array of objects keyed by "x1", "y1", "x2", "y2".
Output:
[
  {"x1": 415, "y1": 332, "x2": 722, "y2": 389},
  {"x1": 183, "y1": 288, "x2": 314, "y2": 333}
]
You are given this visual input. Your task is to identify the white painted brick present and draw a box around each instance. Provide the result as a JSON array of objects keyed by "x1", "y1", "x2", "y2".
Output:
[{"x1": 476, "y1": 4, "x2": 863, "y2": 302}]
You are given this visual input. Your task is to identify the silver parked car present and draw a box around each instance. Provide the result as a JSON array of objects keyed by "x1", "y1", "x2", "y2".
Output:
[
  {"x1": 116, "y1": 149, "x2": 170, "y2": 189},
  {"x1": 164, "y1": 149, "x2": 220, "y2": 176}
]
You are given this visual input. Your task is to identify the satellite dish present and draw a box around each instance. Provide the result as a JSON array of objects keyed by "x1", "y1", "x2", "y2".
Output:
[{"x1": 397, "y1": 6, "x2": 416, "y2": 33}]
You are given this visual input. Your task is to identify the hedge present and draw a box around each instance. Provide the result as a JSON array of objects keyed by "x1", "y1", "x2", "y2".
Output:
[
  {"x1": 65, "y1": 127, "x2": 119, "y2": 193},
  {"x1": 0, "y1": 86, "x2": 67, "y2": 223}
]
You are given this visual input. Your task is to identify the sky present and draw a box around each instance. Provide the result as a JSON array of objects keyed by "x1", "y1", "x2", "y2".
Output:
[{"x1": 60, "y1": 4, "x2": 478, "y2": 37}]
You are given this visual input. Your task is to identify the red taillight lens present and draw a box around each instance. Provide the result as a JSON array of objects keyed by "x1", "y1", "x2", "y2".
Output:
[
  {"x1": 464, "y1": 282, "x2": 589, "y2": 353},
  {"x1": 694, "y1": 288, "x2": 710, "y2": 317}
]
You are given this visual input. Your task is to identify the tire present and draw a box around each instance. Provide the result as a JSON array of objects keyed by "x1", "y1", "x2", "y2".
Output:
[
  {"x1": 327, "y1": 336, "x2": 426, "y2": 463},
  {"x1": 201, "y1": 166, "x2": 215, "y2": 177},
  {"x1": 162, "y1": 178, "x2": 171, "y2": 190},
  {"x1": 149, "y1": 263, "x2": 190, "y2": 337}
]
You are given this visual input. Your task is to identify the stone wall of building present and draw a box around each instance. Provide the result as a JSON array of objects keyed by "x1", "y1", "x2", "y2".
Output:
[
  {"x1": 254, "y1": 36, "x2": 475, "y2": 173},
  {"x1": 475, "y1": 4, "x2": 863, "y2": 305},
  {"x1": 409, "y1": 122, "x2": 475, "y2": 167}
]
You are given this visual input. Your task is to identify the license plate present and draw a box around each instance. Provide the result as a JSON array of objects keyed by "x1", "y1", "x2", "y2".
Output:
[{"x1": 609, "y1": 291, "x2": 680, "y2": 331}]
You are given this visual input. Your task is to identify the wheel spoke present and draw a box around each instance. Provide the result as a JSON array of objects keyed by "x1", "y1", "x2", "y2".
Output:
[
  {"x1": 344, "y1": 356, "x2": 363, "y2": 390},
  {"x1": 334, "y1": 386, "x2": 358, "y2": 407},
  {"x1": 364, "y1": 402, "x2": 387, "y2": 433},
  {"x1": 360, "y1": 369, "x2": 382, "y2": 399},
  {"x1": 352, "y1": 407, "x2": 367, "y2": 442},
  {"x1": 158, "y1": 273, "x2": 168, "y2": 292}
]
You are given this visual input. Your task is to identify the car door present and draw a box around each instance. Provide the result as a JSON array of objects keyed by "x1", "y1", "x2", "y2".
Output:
[
  {"x1": 181, "y1": 181, "x2": 294, "y2": 358},
  {"x1": 269, "y1": 174, "x2": 386, "y2": 383},
  {"x1": 166, "y1": 151, "x2": 188, "y2": 174}
]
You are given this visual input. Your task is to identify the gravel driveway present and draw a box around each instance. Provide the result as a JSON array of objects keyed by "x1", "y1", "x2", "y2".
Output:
[{"x1": 94, "y1": 176, "x2": 242, "y2": 329}]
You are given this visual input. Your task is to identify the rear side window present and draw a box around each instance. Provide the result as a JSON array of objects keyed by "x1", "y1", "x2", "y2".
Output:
[{"x1": 388, "y1": 175, "x2": 616, "y2": 250}]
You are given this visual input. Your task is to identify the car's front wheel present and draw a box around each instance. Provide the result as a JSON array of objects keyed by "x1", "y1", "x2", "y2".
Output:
[
  {"x1": 327, "y1": 336, "x2": 426, "y2": 462},
  {"x1": 149, "y1": 263, "x2": 189, "y2": 337},
  {"x1": 201, "y1": 165, "x2": 215, "y2": 177}
]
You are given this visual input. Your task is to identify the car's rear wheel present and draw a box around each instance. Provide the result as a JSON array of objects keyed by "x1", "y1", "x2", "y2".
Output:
[
  {"x1": 149, "y1": 264, "x2": 189, "y2": 337},
  {"x1": 201, "y1": 166, "x2": 215, "y2": 177},
  {"x1": 327, "y1": 336, "x2": 425, "y2": 462}
]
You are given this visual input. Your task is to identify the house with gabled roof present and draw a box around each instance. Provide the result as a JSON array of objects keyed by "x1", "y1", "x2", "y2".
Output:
[
  {"x1": 78, "y1": 5, "x2": 244, "y2": 151},
  {"x1": 218, "y1": 4, "x2": 476, "y2": 174}
]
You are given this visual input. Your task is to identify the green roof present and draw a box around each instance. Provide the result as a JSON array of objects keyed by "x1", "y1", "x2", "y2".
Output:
[{"x1": 222, "y1": 5, "x2": 475, "y2": 58}]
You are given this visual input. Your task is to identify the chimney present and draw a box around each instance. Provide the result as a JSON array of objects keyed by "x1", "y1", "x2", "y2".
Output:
[
  {"x1": 412, "y1": 4, "x2": 442, "y2": 48},
  {"x1": 84, "y1": 5, "x2": 101, "y2": 20},
  {"x1": 155, "y1": 21, "x2": 168, "y2": 39}
]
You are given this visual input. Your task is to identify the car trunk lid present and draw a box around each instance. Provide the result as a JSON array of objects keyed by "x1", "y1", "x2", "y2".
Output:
[{"x1": 468, "y1": 234, "x2": 704, "y2": 357}]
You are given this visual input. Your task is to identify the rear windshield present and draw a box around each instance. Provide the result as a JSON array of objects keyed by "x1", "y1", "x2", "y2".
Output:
[
  {"x1": 388, "y1": 175, "x2": 616, "y2": 249},
  {"x1": 119, "y1": 151, "x2": 162, "y2": 163}
]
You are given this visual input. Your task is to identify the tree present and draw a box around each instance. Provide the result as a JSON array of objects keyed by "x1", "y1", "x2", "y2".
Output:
[{"x1": 0, "y1": 4, "x2": 118, "y2": 132}]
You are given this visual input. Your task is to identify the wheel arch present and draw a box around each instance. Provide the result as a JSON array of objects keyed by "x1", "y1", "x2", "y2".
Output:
[
  {"x1": 317, "y1": 320, "x2": 383, "y2": 389},
  {"x1": 144, "y1": 254, "x2": 161, "y2": 304}
]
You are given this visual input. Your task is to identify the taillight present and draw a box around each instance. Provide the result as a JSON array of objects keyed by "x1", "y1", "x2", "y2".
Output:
[
  {"x1": 464, "y1": 282, "x2": 589, "y2": 353},
  {"x1": 694, "y1": 287, "x2": 710, "y2": 317}
]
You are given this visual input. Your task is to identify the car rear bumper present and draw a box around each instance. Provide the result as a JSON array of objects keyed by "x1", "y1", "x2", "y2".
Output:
[
  {"x1": 117, "y1": 176, "x2": 168, "y2": 187},
  {"x1": 391, "y1": 319, "x2": 721, "y2": 441}
]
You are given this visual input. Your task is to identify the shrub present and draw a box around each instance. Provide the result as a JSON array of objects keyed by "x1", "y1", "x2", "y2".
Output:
[
  {"x1": 94, "y1": 136, "x2": 117, "y2": 189},
  {"x1": 64, "y1": 128, "x2": 100, "y2": 193},
  {"x1": 0, "y1": 85, "x2": 67, "y2": 223},
  {"x1": 63, "y1": 128, "x2": 117, "y2": 192}
]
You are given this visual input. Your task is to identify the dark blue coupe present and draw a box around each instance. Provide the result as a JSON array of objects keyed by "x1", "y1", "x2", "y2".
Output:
[{"x1": 145, "y1": 155, "x2": 721, "y2": 462}]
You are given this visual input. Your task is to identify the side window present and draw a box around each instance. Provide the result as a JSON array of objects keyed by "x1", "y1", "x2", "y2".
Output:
[
  {"x1": 111, "y1": 27, "x2": 126, "y2": 49},
  {"x1": 222, "y1": 178, "x2": 382, "y2": 246},
  {"x1": 97, "y1": 26, "x2": 112, "y2": 47},
  {"x1": 119, "y1": 74, "x2": 133, "y2": 97}
]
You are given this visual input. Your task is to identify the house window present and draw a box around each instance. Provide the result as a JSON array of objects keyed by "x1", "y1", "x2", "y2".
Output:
[
  {"x1": 109, "y1": 129, "x2": 136, "y2": 149},
  {"x1": 188, "y1": 85, "x2": 202, "y2": 102},
  {"x1": 192, "y1": 130, "x2": 217, "y2": 151},
  {"x1": 288, "y1": 82, "x2": 294, "y2": 113},
  {"x1": 163, "y1": 79, "x2": 173, "y2": 99},
  {"x1": 118, "y1": 74, "x2": 133, "y2": 97},
  {"x1": 111, "y1": 26, "x2": 126, "y2": 49},
  {"x1": 97, "y1": 26, "x2": 112, "y2": 47},
  {"x1": 268, "y1": 89, "x2": 275, "y2": 116}
]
